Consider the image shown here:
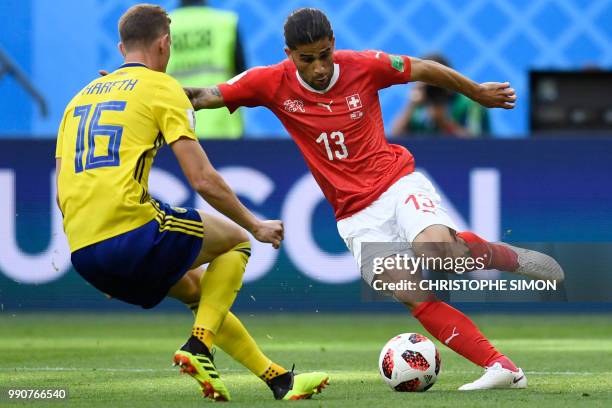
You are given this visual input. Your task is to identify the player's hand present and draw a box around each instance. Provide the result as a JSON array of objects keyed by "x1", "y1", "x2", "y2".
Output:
[
  {"x1": 474, "y1": 82, "x2": 516, "y2": 109},
  {"x1": 184, "y1": 87, "x2": 200, "y2": 107},
  {"x1": 252, "y1": 220, "x2": 284, "y2": 249}
]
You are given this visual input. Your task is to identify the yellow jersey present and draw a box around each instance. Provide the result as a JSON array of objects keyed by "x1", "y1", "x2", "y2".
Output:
[{"x1": 56, "y1": 63, "x2": 197, "y2": 252}]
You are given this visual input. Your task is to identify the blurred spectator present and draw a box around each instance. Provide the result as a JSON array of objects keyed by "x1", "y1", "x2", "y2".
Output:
[
  {"x1": 167, "y1": 0, "x2": 246, "y2": 139},
  {"x1": 391, "y1": 54, "x2": 490, "y2": 138}
]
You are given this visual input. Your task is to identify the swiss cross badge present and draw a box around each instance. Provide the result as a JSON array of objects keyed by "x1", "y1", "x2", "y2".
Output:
[{"x1": 345, "y1": 94, "x2": 362, "y2": 111}]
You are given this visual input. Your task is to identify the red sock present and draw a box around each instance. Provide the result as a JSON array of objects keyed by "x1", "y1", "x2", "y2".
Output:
[
  {"x1": 457, "y1": 231, "x2": 519, "y2": 272},
  {"x1": 412, "y1": 301, "x2": 518, "y2": 371}
]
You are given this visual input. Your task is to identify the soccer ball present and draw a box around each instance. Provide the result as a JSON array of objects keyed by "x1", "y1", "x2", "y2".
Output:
[{"x1": 378, "y1": 333, "x2": 440, "y2": 392}]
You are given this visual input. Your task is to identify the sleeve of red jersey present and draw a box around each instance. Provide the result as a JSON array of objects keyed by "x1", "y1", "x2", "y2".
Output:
[
  {"x1": 218, "y1": 66, "x2": 273, "y2": 113},
  {"x1": 360, "y1": 50, "x2": 412, "y2": 90}
]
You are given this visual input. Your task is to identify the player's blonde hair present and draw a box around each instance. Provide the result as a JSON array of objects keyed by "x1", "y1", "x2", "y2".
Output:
[{"x1": 118, "y1": 4, "x2": 171, "y2": 50}]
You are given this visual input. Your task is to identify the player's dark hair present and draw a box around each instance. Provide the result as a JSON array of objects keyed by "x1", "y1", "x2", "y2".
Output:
[
  {"x1": 284, "y1": 8, "x2": 333, "y2": 50},
  {"x1": 119, "y1": 4, "x2": 171, "y2": 50}
]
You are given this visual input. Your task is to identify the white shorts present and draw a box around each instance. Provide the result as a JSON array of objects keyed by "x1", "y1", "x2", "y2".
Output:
[{"x1": 337, "y1": 172, "x2": 457, "y2": 285}]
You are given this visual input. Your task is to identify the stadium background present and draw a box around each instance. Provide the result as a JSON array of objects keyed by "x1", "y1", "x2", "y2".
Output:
[
  {"x1": 0, "y1": 0, "x2": 611, "y2": 313},
  {"x1": 2, "y1": 0, "x2": 612, "y2": 137}
]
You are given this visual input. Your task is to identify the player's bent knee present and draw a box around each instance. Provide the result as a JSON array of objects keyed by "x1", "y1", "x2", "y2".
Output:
[
  {"x1": 232, "y1": 229, "x2": 250, "y2": 248},
  {"x1": 414, "y1": 224, "x2": 455, "y2": 243},
  {"x1": 413, "y1": 225, "x2": 458, "y2": 260},
  {"x1": 214, "y1": 219, "x2": 249, "y2": 249},
  {"x1": 195, "y1": 210, "x2": 250, "y2": 260}
]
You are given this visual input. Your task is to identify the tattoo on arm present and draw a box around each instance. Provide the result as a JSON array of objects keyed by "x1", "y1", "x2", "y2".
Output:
[
  {"x1": 191, "y1": 86, "x2": 224, "y2": 109},
  {"x1": 204, "y1": 87, "x2": 221, "y2": 97}
]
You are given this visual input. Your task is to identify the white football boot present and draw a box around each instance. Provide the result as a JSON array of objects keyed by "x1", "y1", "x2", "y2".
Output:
[
  {"x1": 500, "y1": 243, "x2": 565, "y2": 282},
  {"x1": 458, "y1": 362, "x2": 527, "y2": 391}
]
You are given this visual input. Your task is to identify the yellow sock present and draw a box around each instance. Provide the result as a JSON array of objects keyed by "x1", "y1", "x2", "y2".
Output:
[
  {"x1": 187, "y1": 304, "x2": 286, "y2": 381},
  {"x1": 192, "y1": 326, "x2": 215, "y2": 350},
  {"x1": 216, "y1": 312, "x2": 283, "y2": 378},
  {"x1": 193, "y1": 242, "x2": 250, "y2": 348},
  {"x1": 259, "y1": 362, "x2": 288, "y2": 383}
]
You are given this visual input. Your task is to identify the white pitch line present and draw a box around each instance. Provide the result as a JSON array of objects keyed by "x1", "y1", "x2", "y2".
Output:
[
  {"x1": 0, "y1": 367, "x2": 173, "y2": 373},
  {"x1": 0, "y1": 367, "x2": 610, "y2": 376}
]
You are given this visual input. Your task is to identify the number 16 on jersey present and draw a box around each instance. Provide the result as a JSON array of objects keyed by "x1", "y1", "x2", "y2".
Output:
[
  {"x1": 73, "y1": 100, "x2": 126, "y2": 173},
  {"x1": 316, "y1": 131, "x2": 349, "y2": 161}
]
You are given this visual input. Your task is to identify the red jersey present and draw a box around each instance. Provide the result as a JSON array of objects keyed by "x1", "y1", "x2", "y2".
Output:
[{"x1": 218, "y1": 50, "x2": 415, "y2": 220}]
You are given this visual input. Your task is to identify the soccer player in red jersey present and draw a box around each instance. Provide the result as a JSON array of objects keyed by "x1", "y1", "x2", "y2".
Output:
[{"x1": 185, "y1": 8, "x2": 564, "y2": 390}]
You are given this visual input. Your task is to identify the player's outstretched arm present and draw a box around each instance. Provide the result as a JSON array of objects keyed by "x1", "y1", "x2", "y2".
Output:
[
  {"x1": 409, "y1": 57, "x2": 516, "y2": 109},
  {"x1": 184, "y1": 86, "x2": 226, "y2": 110},
  {"x1": 97, "y1": 70, "x2": 227, "y2": 109},
  {"x1": 171, "y1": 137, "x2": 284, "y2": 248}
]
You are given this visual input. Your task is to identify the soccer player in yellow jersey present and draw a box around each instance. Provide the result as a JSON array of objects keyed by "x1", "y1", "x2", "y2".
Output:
[{"x1": 55, "y1": 4, "x2": 328, "y2": 402}]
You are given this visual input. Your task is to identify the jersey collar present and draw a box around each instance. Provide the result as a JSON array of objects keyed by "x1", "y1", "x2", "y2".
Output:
[
  {"x1": 295, "y1": 63, "x2": 340, "y2": 94},
  {"x1": 119, "y1": 62, "x2": 148, "y2": 69}
]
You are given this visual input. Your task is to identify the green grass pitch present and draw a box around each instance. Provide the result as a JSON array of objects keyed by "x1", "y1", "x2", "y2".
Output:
[{"x1": 1, "y1": 312, "x2": 611, "y2": 407}]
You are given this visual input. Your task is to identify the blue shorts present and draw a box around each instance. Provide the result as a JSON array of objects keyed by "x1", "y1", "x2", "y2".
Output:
[{"x1": 71, "y1": 201, "x2": 203, "y2": 309}]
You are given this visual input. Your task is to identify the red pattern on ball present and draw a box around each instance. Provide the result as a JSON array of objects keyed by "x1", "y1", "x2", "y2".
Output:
[
  {"x1": 381, "y1": 348, "x2": 394, "y2": 379},
  {"x1": 394, "y1": 378, "x2": 421, "y2": 392},
  {"x1": 401, "y1": 350, "x2": 430, "y2": 371},
  {"x1": 408, "y1": 333, "x2": 428, "y2": 344}
]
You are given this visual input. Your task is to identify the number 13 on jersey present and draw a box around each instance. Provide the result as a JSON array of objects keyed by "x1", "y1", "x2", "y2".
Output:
[{"x1": 316, "y1": 131, "x2": 349, "y2": 160}]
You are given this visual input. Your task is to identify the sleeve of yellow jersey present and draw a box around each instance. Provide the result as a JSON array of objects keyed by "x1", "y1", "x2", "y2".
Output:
[{"x1": 151, "y1": 76, "x2": 198, "y2": 144}]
